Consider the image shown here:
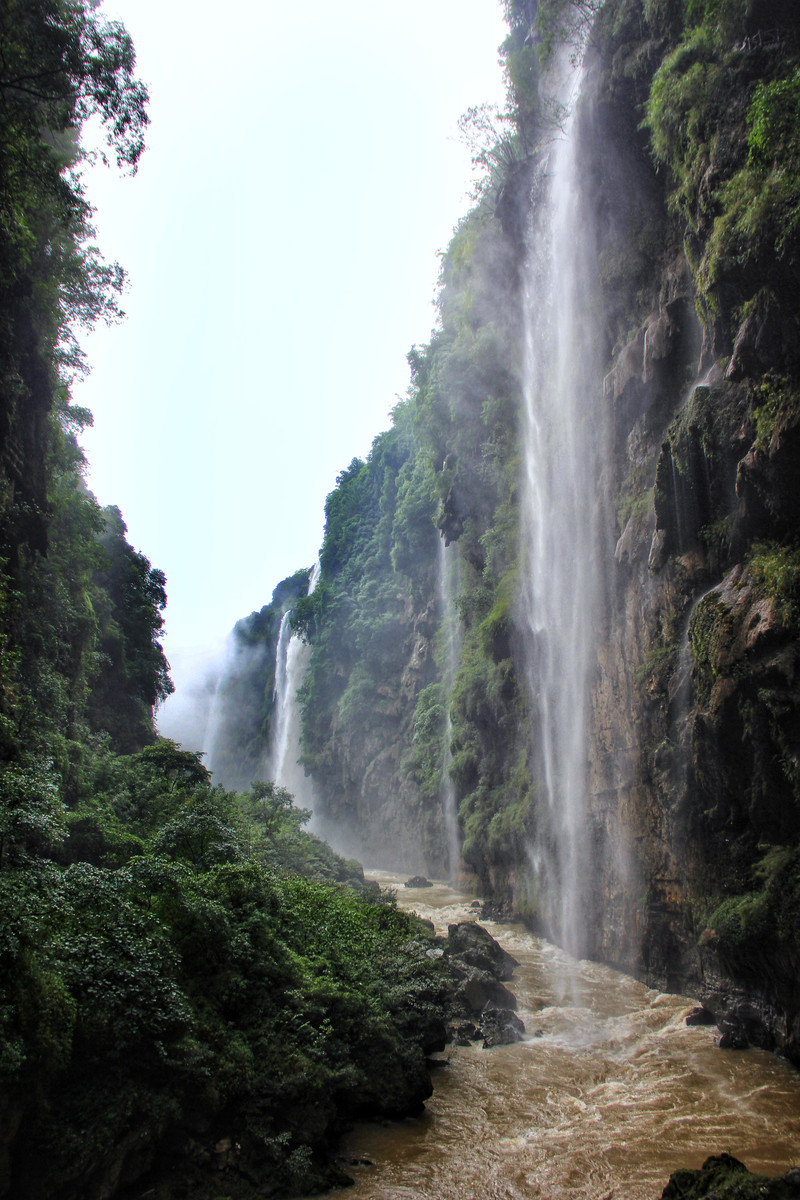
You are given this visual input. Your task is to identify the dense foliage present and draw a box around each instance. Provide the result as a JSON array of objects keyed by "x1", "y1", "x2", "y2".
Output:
[
  {"x1": 0, "y1": 5, "x2": 452, "y2": 1196},
  {"x1": 0, "y1": 0, "x2": 165, "y2": 789},
  {"x1": 1, "y1": 751, "x2": 448, "y2": 1199},
  {"x1": 0, "y1": 0, "x2": 147, "y2": 557}
]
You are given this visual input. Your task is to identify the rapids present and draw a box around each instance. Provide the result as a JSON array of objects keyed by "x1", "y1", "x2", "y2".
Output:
[{"x1": 309, "y1": 872, "x2": 800, "y2": 1200}]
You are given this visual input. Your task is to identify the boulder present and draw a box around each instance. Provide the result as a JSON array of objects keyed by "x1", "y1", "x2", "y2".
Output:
[
  {"x1": 480, "y1": 1005, "x2": 526, "y2": 1048},
  {"x1": 451, "y1": 967, "x2": 518, "y2": 1017},
  {"x1": 404, "y1": 875, "x2": 433, "y2": 888},
  {"x1": 685, "y1": 1006, "x2": 716, "y2": 1027},
  {"x1": 449, "y1": 1020, "x2": 481, "y2": 1045},
  {"x1": 446, "y1": 922, "x2": 519, "y2": 981},
  {"x1": 661, "y1": 1153, "x2": 800, "y2": 1198},
  {"x1": 718, "y1": 1027, "x2": 749, "y2": 1050}
]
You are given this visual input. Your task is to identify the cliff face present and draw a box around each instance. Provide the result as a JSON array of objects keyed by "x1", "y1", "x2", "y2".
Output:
[
  {"x1": 223, "y1": 0, "x2": 800, "y2": 1061},
  {"x1": 572, "y1": 0, "x2": 800, "y2": 1059},
  {"x1": 288, "y1": 428, "x2": 449, "y2": 872},
  {"x1": 206, "y1": 569, "x2": 311, "y2": 792}
]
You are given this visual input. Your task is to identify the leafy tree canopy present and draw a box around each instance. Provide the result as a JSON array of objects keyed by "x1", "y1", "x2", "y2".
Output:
[{"x1": 0, "y1": 0, "x2": 149, "y2": 173}]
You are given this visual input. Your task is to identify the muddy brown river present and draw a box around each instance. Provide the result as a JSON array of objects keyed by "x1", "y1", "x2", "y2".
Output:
[{"x1": 304, "y1": 872, "x2": 800, "y2": 1200}]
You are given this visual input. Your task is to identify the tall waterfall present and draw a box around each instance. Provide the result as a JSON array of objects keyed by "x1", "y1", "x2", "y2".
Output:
[
  {"x1": 520, "y1": 61, "x2": 605, "y2": 960},
  {"x1": 267, "y1": 563, "x2": 319, "y2": 810},
  {"x1": 202, "y1": 651, "x2": 228, "y2": 779},
  {"x1": 437, "y1": 537, "x2": 462, "y2": 880}
]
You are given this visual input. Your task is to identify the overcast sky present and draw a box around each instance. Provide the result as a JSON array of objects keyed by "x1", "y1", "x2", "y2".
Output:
[{"x1": 75, "y1": 0, "x2": 508, "y2": 705}]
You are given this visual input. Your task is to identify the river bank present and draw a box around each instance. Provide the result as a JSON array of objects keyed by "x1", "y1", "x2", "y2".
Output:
[{"x1": 307, "y1": 872, "x2": 800, "y2": 1200}]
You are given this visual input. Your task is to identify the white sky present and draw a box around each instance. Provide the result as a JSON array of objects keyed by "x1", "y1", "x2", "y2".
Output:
[{"x1": 75, "y1": 0, "x2": 509, "y2": 690}]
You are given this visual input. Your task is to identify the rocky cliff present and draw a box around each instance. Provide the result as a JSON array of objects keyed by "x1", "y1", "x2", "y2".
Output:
[
  {"x1": 224, "y1": 0, "x2": 800, "y2": 1063},
  {"x1": 573, "y1": 0, "x2": 800, "y2": 1059}
]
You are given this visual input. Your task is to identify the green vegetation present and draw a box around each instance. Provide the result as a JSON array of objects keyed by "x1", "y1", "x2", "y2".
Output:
[
  {"x1": 0, "y1": 0, "x2": 148, "y2": 559},
  {"x1": 703, "y1": 844, "x2": 800, "y2": 972},
  {"x1": 751, "y1": 375, "x2": 799, "y2": 449},
  {"x1": 689, "y1": 543, "x2": 800, "y2": 707},
  {"x1": 1, "y1": 752, "x2": 448, "y2": 1198},
  {"x1": 746, "y1": 542, "x2": 800, "y2": 628},
  {"x1": 689, "y1": 590, "x2": 736, "y2": 706},
  {"x1": 0, "y1": 5, "x2": 454, "y2": 1196},
  {"x1": 644, "y1": 0, "x2": 800, "y2": 340},
  {"x1": 411, "y1": 683, "x2": 449, "y2": 801}
]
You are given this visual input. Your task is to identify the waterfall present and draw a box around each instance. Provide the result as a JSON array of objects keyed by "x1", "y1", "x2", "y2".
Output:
[
  {"x1": 520, "y1": 58, "x2": 604, "y2": 960},
  {"x1": 269, "y1": 612, "x2": 296, "y2": 782},
  {"x1": 202, "y1": 651, "x2": 228, "y2": 778},
  {"x1": 266, "y1": 564, "x2": 319, "y2": 810},
  {"x1": 437, "y1": 537, "x2": 462, "y2": 880}
]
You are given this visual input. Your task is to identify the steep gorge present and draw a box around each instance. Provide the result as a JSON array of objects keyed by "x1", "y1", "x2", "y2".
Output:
[{"x1": 221, "y1": 0, "x2": 800, "y2": 1065}]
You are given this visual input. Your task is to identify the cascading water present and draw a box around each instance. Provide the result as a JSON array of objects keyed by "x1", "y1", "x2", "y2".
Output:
[
  {"x1": 202, "y1": 654, "x2": 228, "y2": 778},
  {"x1": 268, "y1": 611, "x2": 298, "y2": 783},
  {"x1": 437, "y1": 536, "x2": 462, "y2": 880},
  {"x1": 519, "y1": 57, "x2": 608, "y2": 961},
  {"x1": 266, "y1": 563, "x2": 320, "y2": 810}
]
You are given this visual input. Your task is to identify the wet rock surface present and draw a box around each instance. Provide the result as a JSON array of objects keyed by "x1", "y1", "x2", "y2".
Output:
[
  {"x1": 479, "y1": 1005, "x2": 526, "y2": 1048},
  {"x1": 660, "y1": 1154, "x2": 800, "y2": 1199},
  {"x1": 441, "y1": 921, "x2": 525, "y2": 1047},
  {"x1": 446, "y1": 921, "x2": 520, "y2": 981},
  {"x1": 685, "y1": 1006, "x2": 716, "y2": 1027}
]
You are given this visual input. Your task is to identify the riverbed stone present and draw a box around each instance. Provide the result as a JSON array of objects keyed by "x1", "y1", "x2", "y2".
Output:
[
  {"x1": 661, "y1": 1153, "x2": 800, "y2": 1198},
  {"x1": 451, "y1": 967, "x2": 518, "y2": 1016},
  {"x1": 446, "y1": 922, "x2": 519, "y2": 981},
  {"x1": 479, "y1": 1005, "x2": 526, "y2": 1048},
  {"x1": 718, "y1": 1028, "x2": 749, "y2": 1050},
  {"x1": 449, "y1": 1020, "x2": 481, "y2": 1045},
  {"x1": 685, "y1": 1006, "x2": 716, "y2": 1026}
]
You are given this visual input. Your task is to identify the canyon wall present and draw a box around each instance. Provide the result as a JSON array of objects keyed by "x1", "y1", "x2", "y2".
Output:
[{"x1": 226, "y1": 0, "x2": 800, "y2": 1061}]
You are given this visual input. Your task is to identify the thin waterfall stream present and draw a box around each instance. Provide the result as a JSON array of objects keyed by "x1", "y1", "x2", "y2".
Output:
[
  {"x1": 308, "y1": 873, "x2": 800, "y2": 1200},
  {"x1": 519, "y1": 60, "x2": 605, "y2": 960},
  {"x1": 267, "y1": 563, "x2": 320, "y2": 810},
  {"x1": 437, "y1": 537, "x2": 462, "y2": 881}
]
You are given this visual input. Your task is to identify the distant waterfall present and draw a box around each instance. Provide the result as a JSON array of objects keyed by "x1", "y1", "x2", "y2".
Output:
[
  {"x1": 437, "y1": 537, "x2": 462, "y2": 880},
  {"x1": 267, "y1": 564, "x2": 319, "y2": 810},
  {"x1": 268, "y1": 612, "x2": 298, "y2": 784},
  {"x1": 520, "y1": 61, "x2": 604, "y2": 959},
  {"x1": 202, "y1": 650, "x2": 229, "y2": 778}
]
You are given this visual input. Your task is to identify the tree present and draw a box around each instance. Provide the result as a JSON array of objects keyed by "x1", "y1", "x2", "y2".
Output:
[
  {"x1": 0, "y1": 0, "x2": 149, "y2": 560},
  {"x1": 0, "y1": 0, "x2": 149, "y2": 172},
  {"x1": 86, "y1": 507, "x2": 173, "y2": 752},
  {"x1": 0, "y1": 759, "x2": 66, "y2": 867},
  {"x1": 245, "y1": 780, "x2": 311, "y2": 839}
]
